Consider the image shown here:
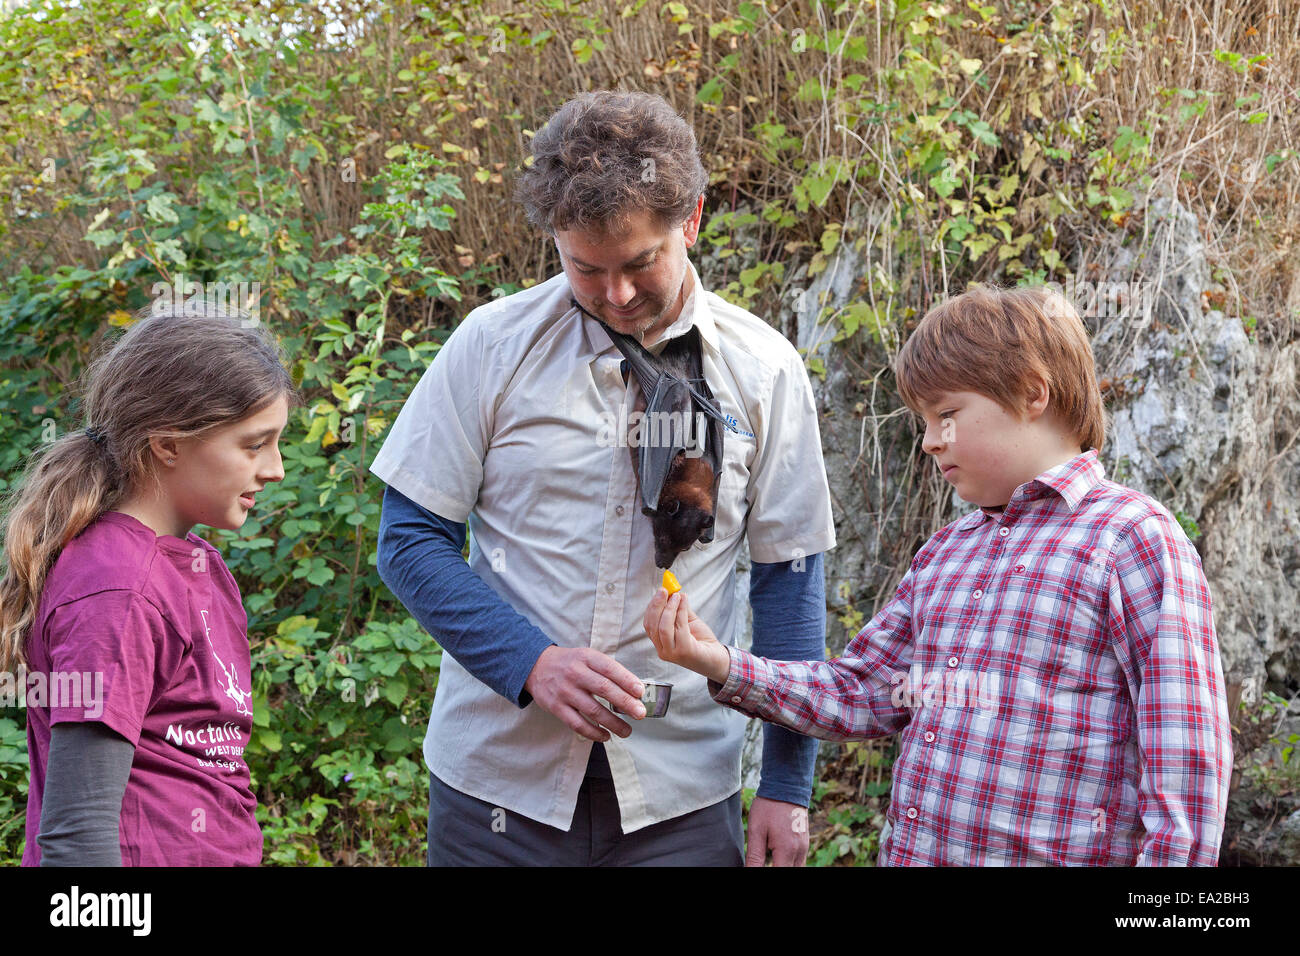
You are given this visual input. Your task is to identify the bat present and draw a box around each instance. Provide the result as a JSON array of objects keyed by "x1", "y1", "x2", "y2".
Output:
[
  {"x1": 571, "y1": 298, "x2": 727, "y2": 568},
  {"x1": 623, "y1": 343, "x2": 721, "y2": 569}
]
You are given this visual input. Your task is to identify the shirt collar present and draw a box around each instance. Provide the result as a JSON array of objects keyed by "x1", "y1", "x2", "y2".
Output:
[
  {"x1": 575, "y1": 259, "x2": 719, "y2": 361},
  {"x1": 956, "y1": 449, "x2": 1105, "y2": 529},
  {"x1": 1026, "y1": 449, "x2": 1105, "y2": 512}
]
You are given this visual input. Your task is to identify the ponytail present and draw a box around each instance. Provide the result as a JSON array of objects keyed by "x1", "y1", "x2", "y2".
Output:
[{"x1": 0, "y1": 427, "x2": 127, "y2": 672}]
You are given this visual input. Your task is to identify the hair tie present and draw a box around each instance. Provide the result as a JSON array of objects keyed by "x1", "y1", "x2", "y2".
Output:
[{"x1": 84, "y1": 426, "x2": 108, "y2": 446}]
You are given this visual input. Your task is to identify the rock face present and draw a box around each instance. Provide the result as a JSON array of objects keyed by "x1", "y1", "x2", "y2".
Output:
[
  {"x1": 720, "y1": 196, "x2": 1300, "y2": 849},
  {"x1": 1090, "y1": 198, "x2": 1300, "y2": 704}
]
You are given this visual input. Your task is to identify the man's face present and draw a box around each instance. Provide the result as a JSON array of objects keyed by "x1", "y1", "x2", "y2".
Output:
[{"x1": 553, "y1": 196, "x2": 704, "y2": 342}]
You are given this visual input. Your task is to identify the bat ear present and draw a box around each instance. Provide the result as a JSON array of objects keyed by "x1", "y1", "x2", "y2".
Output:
[{"x1": 698, "y1": 514, "x2": 715, "y2": 543}]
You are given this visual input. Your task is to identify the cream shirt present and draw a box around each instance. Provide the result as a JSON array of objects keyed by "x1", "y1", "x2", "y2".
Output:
[{"x1": 369, "y1": 259, "x2": 836, "y2": 831}]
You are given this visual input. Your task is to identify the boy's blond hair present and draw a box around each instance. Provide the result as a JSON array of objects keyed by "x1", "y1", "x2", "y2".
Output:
[{"x1": 894, "y1": 284, "x2": 1107, "y2": 453}]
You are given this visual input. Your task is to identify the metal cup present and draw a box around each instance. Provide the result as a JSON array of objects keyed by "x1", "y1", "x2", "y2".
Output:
[
  {"x1": 638, "y1": 679, "x2": 672, "y2": 718},
  {"x1": 610, "y1": 679, "x2": 673, "y2": 718}
]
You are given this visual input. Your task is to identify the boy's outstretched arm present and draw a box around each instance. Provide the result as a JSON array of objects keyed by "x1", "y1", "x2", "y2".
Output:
[
  {"x1": 645, "y1": 556, "x2": 922, "y2": 742},
  {"x1": 1107, "y1": 511, "x2": 1233, "y2": 866}
]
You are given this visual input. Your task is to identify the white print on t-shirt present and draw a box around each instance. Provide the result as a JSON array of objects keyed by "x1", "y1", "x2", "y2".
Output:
[
  {"x1": 197, "y1": 758, "x2": 242, "y2": 771},
  {"x1": 165, "y1": 720, "x2": 245, "y2": 758},
  {"x1": 164, "y1": 719, "x2": 246, "y2": 773},
  {"x1": 199, "y1": 607, "x2": 253, "y2": 717}
]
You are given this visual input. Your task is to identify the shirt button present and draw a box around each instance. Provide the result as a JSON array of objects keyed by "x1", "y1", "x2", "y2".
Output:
[
  {"x1": 615, "y1": 505, "x2": 625, "y2": 516},
  {"x1": 906, "y1": 807, "x2": 919, "y2": 819},
  {"x1": 1014, "y1": 564, "x2": 1026, "y2": 573},
  {"x1": 731, "y1": 696, "x2": 742, "y2": 704},
  {"x1": 947, "y1": 656, "x2": 959, "y2": 668},
  {"x1": 972, "y1": 589, "x2": 983, "y2": 599},
  {"x1": 604, "y1": 583, "x2": 616, "y2": 594},
  {"x1": 924, "y1": 731, "x2": 935, "y2": 742},
  {"x1": 998, "y1": 527, "x2": 1009, "y2": 537}
]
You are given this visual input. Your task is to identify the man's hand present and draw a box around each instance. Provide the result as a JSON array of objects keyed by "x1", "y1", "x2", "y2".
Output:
[
  {"x1": 745, "y1": 797, "x2": 810, "y2": 867},
  {"x1": 524, "y1": 646, "x2": 646, "y2": 742},
  {"x1": 643, "y1": 587, "x2": 730, "y2": 684}
]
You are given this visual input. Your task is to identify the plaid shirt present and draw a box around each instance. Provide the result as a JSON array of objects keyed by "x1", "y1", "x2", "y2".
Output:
[{"x1": 712, "y1": 451, "x2": 1232, "y2": 865}]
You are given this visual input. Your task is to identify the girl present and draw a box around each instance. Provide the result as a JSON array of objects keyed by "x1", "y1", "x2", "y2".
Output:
[{"x1": 0, "y1": 306, "x2": 299, "y2": 865}]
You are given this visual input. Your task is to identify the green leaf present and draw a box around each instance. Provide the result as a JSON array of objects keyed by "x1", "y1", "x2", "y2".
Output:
[
  {"x1": 696, "y1": 76, "x2": 724, "y2": 105},
  {"x1": 306, "y1": 565, "x2": 335, "y2": 586},
  {"x1": 383, "y1": 679, "x2": 408, "y2": 706},
  {"x1": 304, "y1": 415, "x2": 328, "y2": 445},
  {"x1": 85, "y1": 230, "x2": 120, "y2": 249}
]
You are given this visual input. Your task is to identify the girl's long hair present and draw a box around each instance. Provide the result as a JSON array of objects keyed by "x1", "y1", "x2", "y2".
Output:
[{"x1": 0, "y1": 306, "x2": 300, "y2": 672}]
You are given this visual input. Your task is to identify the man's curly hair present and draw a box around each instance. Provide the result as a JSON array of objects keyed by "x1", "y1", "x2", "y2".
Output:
[{"x1": 513, "y1": 90, "x2": 709, "y2": 236}]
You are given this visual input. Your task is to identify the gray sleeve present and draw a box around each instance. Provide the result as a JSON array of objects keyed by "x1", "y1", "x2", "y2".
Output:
[{"x1": 38, "y1": 721, "x2": 134, "y2": 866}]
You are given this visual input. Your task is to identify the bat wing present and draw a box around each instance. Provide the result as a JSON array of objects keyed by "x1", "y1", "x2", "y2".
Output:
[
  {"x1": 638, "y1": 375, "x2": 693, "y2": 513},
  {"x1": 635, "y1": 327, "x2": 726, "y2": 519},
  {"x1": 585, "y1": 307, "x2": 729, "y2": 519},
  {"x1": 614, "y1": 333, "x2": 667, "y2": 409}
]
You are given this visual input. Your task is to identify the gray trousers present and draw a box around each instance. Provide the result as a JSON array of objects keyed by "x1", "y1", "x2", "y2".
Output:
[{"x1": 426, "y1": 747, "x2": 743, "y2": 866}]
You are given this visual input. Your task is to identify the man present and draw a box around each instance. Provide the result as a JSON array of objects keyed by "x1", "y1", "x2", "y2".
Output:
[{"x1": 371, "y1": 90, "x2": 836, "y2": 865}]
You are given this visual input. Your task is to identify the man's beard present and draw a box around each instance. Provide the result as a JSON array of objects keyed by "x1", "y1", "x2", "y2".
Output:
[
  {"x1": 598, "y1": 260, "x2": 689, "y2": 343},
  {"x1": 602, "y1": 295, "x2": 668, "y2": 340}
]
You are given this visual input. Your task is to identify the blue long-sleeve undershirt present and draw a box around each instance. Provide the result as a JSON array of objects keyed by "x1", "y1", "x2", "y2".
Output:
[{"x1": 375, "y1": 484, "x2": 825, "y2": 807}]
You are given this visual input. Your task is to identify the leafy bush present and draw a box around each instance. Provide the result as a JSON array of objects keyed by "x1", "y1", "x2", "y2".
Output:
[{"x1": 0, "y1": 8, "x2": 467, "y2": 858}]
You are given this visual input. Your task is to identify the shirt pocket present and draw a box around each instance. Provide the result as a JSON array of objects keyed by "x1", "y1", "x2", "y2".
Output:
[
  {"x1": 1009, "y1": 544, "x2": 1111, "y2": 686},
  {"x1": 694, "y1": 431, "x2": 752, "y2": 547}
]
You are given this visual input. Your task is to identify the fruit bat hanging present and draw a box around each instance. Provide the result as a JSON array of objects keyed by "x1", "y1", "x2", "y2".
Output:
[{"x1": 571, "y1": 297, "x2": 728, "y2": 568}]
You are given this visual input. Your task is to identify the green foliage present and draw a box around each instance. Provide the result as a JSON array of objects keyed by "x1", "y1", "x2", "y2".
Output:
[
  {"x1": 0, "y1": 0, "x2": 474, "y2": 865},
  {"x1": 0, "y1": 717, "x2": 27, "y2": 866},
  {"x1": 1174, "y1": 510, "x2": 1202, "y2": 541},
  {"x1": 806, "y1": 740, "x2": 895, "y2": 866},
  {"x1": 1235, "y1": 691, "x2": 1300, "y2": 798},
  {"x1": 809, "y1": 801, "x2": 882, "y2": 867},
  {"x1": 208, "y1": 143, "x2": 461, "y2": 862}
]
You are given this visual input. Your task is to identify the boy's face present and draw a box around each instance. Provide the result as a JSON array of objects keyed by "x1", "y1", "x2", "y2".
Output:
[
  {"x1": 919, "y1": 388, "x2": 1059, "y2": 509},
  {"x1": 553, "y1": 196, "x2": 704, "y2": 343}
]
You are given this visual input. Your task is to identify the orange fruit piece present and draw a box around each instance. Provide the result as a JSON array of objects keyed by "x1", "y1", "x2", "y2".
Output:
[{"x1": 662, "y1": 569, "x2": 682, "y2": 595}]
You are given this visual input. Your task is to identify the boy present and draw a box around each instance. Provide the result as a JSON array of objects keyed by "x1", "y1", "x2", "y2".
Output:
[{"x1": 644, "y1": 284, "x2": 1232, "y2": 865}]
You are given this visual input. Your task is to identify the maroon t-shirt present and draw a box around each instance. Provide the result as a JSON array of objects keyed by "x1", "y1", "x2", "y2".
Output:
[{"x1": 23, "y1": 510, "x2": 262, "y2": 866}]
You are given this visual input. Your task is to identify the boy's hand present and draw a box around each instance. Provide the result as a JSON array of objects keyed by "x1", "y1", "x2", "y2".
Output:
[{"x1": 644, "y1": 587, "x2": 730, "y2": 685}]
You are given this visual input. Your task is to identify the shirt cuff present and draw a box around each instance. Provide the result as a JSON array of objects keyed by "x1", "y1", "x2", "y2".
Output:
[
  {"x1": 510, "y1": 638, "x2": 557, "y2": 709},
  {"x1": 708, "y1": 644, "x2": 770, "y2": 717}
]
